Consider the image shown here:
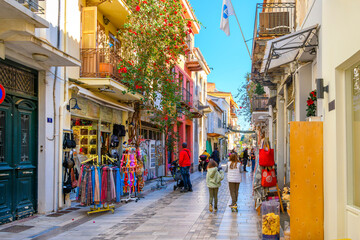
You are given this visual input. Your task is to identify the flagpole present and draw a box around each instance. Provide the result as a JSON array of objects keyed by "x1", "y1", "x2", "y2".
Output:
[{"x1": 233, "y1": 13, "x2": 252, "y2": 60}]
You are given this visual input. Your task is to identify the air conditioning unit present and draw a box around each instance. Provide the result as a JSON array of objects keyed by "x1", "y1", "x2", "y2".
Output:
[{"x1": 259, "y1": 12, "x2": 290, "y2": 36}]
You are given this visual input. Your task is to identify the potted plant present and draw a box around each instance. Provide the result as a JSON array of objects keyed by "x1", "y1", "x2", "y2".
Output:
[
  {"x1": 98, "y1": 32, "x2": 114, "y2": 77},
  {"x1": 306, "y1": 90, "x2": 321, "y2": 121}
]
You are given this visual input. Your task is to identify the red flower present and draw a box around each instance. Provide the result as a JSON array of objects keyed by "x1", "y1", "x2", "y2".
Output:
[
  {"x1": 119, "y1": 67, "x2": 127, "y2": 73},
  {"x1": 174, "y1": 11, "x2": 177, "y2": 14},
  {"x1": 311, "y1": 91, "x2": 316, "y2": 98},
  {"x1": 187, "y1": 21, "x2": 192, "y2": 28},
  {"x1": 135, "y1": 85, "x2": 142, "y2": 89},
  {"x1": 135, "y1": 5, "x2": 140, "y2": 11},
  {"x1": 143, "y1": 0, "x2": 147, "y2": 3},
  {"x1": 307, "y1": 99, "x2": 314, "y2": 106},
  {"x1": 164, "y1": 116, "x2": 168, "y2": 121}
]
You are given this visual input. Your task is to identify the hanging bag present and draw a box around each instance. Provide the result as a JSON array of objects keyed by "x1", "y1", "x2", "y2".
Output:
[
  {"x1": 261, "y1": 168, "x2": 277, "y2": 187},
  {"x1": 259, "y1": 140, "x2": 275, "y2": 167}
]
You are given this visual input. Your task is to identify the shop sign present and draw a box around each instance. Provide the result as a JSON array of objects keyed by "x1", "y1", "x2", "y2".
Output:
[{"x1": 0, "y1": 84, "x2": 5, "y2": 104}]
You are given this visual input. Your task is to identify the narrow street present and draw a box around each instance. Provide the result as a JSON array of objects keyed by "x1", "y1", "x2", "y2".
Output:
[{"x1": 0, "y1": 168, "x2": 260, "y2": 240}]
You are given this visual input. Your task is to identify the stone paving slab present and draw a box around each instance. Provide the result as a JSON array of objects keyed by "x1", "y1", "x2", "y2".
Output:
[{"x1": 0, "y1": 166, "x2": 261, "y2": 240}]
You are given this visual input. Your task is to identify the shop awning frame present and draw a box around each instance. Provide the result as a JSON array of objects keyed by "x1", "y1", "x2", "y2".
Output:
[{"x1": 261, "y1": 24, "x2": 319, "y2": 74}]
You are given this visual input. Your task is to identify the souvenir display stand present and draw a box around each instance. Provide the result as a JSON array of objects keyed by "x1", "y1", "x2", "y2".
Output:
[
  {"x1": 253, "y1": 140, "x2": 284, "y2": 216},
  {"x1": 120, "y1": 147, "x2": 143, "y2": 203}
]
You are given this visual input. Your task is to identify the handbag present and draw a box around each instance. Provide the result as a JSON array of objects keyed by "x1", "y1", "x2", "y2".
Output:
[
  {"x1": 259, "y1": 140, "x2": 275, "y2": 167},
  {"x1": 199, "y1": 155, "x2": 207, "y2": 161},
  {"x1": 261, "y1": 168, "x2": 277, "y2": 187}
]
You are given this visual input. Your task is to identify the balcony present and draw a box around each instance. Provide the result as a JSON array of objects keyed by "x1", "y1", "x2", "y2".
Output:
[
  {"x1": 252, "y1": 96, "x2": 269, "y2": 112},
  {"x1": 79, "y1": 48, "x2": 141, "y2": 101},
  {"x1": 181, "y1": 87, "x2": 193, "y2": 107},
  {"x1": 254, "y1": 2, "x2": 295, "y2": 39},
  {"x1": 16, "y1": 0, "x2": 44, "y2": 14},
  {"x1": 0, "y1": 0, "x2": 48, "y2": 29},
  {"x1": 80, "y1": 48, "x2": 123, "y2": 83}
]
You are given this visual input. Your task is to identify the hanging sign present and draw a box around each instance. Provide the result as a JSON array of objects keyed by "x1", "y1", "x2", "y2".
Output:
[{"x1": 0, "y1": 84, "x2": 5, "y2": 104}]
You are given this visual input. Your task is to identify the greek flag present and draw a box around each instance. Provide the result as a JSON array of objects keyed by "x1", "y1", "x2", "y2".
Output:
[{"x1": 220, "y1": 0, "x2": 235, "y2": 36}]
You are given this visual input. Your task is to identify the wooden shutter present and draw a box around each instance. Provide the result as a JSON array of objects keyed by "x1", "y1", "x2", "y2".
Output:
[{"x1": 81, "y1": 7, "x2": 97, "y2": 48}]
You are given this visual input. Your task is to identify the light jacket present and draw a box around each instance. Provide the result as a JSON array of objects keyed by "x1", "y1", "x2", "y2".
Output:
[
  {"x1": 225, "y1": 162, "x2": 242, "y2": 183},
  {"x1": 206, "y1": 167, "x2": 224, "y2": 188},
  {"x1": 179, "y1": 148, "x2": 191, "y2": 167}
]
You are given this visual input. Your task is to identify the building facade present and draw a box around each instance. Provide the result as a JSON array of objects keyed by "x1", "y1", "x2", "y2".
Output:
[{"x1": 251, "y1": 0, "x2": 360, "y2": 238}]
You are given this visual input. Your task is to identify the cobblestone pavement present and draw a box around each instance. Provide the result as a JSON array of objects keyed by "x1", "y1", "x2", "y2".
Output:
[{"x1": 0, "y1": 166, "x2": 261, "y2": 240}]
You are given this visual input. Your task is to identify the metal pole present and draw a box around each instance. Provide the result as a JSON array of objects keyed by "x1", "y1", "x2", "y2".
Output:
[{"x1": 233, "y1": 12, "x2": 252, "y2": 60}]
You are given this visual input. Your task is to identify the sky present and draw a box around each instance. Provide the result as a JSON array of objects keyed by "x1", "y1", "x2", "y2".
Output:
[{"x1": 190, "y1": 0, "x2": 260, "y2": 130}]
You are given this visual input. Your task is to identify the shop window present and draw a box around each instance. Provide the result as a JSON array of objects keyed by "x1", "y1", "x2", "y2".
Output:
[
  {"x1": 347, "y1": 63, "x2": 360, "y2": 208},
  {"x1": 149, "y1": 130, "x2": 153, "y2": 140},
  {"x1": 72, "y1": 118, "x2": 98, "y2": 157}
]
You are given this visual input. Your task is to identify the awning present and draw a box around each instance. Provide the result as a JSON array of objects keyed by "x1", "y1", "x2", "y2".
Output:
[
  {"x1": 78, "y1": 78, "x2": 142, "y2": 102},
  {"x1": 70, "y1": 84, "x2": 134, "y2": 112},
  {"x1": 261, "y1": 24, "x2": 319, "y2": 74},
  {"x1": 207, "y1": 133, "x2": 225, "y2": 138}
]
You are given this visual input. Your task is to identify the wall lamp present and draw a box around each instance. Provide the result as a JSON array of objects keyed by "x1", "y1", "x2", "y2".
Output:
[
  {"x1": 316, "y1": 78, "x2": 328, "y2": 99},
  {"x1": 66, "y1": 98, "x2": 81, "y2": 112},
  {"x1": 279, "y1": 98, "x2": 285, "y2": 104}
]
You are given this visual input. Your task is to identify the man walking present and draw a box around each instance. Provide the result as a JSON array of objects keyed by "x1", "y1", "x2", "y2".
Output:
[
  {"x1": 210, "y1": 147, "x2": 220, "y2": 166},
  {"x1": 179, "y1": 142, "x2": 193, "y2": 192},
  {"x1": 243, "y1": 148, "x2": 249, "y2": 172}
]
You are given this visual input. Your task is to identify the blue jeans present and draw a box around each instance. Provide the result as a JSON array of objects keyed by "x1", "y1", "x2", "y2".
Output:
[
  {"x1": 180, "y1": 166, "x2": 192, "y2": 190},
  {"x1": 251, "y1": 159, "x2": 255, "y2": 172}
]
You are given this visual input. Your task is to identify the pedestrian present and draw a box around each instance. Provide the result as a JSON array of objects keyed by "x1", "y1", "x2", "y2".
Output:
[
  {"x1": 242, "y1": 148, "x2": 249, "y2": 172},
  {"x1": 210, "y1": 147, "x2": 220, "y2": 165},
  {"x1": 250, "y1": 148, "x2": 256, "y2": 173},
  {"x1": 225, "y1": 153, "x2": 242, "y2": 211},
  {"x1": 206, "y1": 160, "x2": 224, "y2": 212},
  {"x1": 179, "y1": 142, "x2": 193, "y2": 192}
]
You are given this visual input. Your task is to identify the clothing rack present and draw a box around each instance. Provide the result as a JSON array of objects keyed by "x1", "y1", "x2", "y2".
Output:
[{"x1": 80, "y1": 156, "x2": 115, "y2": 215}]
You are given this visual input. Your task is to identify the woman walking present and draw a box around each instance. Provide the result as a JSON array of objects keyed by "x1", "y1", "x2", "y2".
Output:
[
  {"x1": 226, "y1": 153, "x2": 242, "y2": 212},
  {"x1": 206, "y1": 160, "x2": 224, "y2": 212}
]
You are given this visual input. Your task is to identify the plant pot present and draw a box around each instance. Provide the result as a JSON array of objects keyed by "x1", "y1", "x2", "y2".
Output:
[
  {"x1": 99, "y1": 62, "x2": 113, "y2": 77},
  {"x1": 306, "y1": 116, "x2": 321, "y2": 122}
]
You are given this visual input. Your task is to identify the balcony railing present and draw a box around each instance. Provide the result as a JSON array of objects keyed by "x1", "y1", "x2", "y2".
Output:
[
  {"x1": 80, "y1": 48, "x2": 126, "y2": 85},
  {"x1": 185, "y1": 50, "x2": 203, "y2": 72},
  {"x1": 252, "y1": 96, "x2": 269, "y2": 112},
  {"x1": 253, "y1": 3, "x2": 295, "y2": 39},
  {"x1": 182, "y1": 87, "x2": 192, "y2": 107},
  {"x1": 16, "y1": 0, "x2": 45, "y2": 14}
]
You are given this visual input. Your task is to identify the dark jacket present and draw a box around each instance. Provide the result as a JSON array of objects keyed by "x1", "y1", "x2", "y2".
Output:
[
  {"x1": 211, "y1": 150, "x2": 220, "y2": 163},
  {"x1": 243, "y1": 150, "x2": 249, "y2": 160}
]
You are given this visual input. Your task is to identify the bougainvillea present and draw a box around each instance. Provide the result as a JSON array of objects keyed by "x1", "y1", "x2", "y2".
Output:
[
  {"x1": 118, "y1": 0, "x2": 197, "y2": 148},
  {"x1": 306, "y1": 90, "x2": 317, "y2": 117}
]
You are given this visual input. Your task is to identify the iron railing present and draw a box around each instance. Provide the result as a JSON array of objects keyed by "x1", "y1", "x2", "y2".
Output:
[
  {"x1": 182, "y1": 87, "x2": 192, "y2": 107},
  {"x1": 80, "y1": 48, "x2": 127, "y2": 85},
  {"x1": 252, "y1": 96, "x2": 269, "y2": 112},
  {"x1": 16, "y1": 0, "x2": 45, "y2": 14},
  {"x1": 253, "y1": 2, "x2": 295, "y2": 39}
]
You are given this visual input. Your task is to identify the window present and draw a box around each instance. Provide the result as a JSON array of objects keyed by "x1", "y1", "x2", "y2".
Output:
[
  {"x1": 218, "y1": 118, "x2": 222, "y2": 128},
  {"x1": 347, "y1": 63, "x2": 360, "y2": 208},
  {"x1": 222, "y1": 111, "x2": 227, "y2": 129}
]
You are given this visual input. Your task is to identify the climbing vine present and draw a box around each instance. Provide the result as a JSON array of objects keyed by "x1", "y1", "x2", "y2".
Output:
[{"x1": 118, "y1": 0, "x2": 197, "y2": 148}]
